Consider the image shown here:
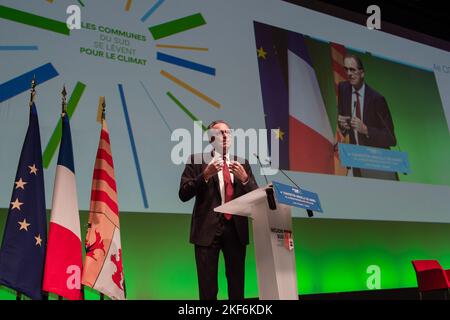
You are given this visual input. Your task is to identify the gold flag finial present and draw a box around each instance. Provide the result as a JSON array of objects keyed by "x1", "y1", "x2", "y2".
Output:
[
  {"x1": 102, "y1": 97, "x2": 106, "y2": 121},
  {"x1": 96, "y1": 96, "x2": 105, "y2": 123},
  {"x1": 29, "y1": 76, "x2": 36, "y2": 107},
  {"x1": 61, "y1": 85, "x2": 68, "y2": 116}
]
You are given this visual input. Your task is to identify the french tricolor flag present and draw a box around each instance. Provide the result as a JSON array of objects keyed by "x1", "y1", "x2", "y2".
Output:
[
  {"x1": 255, "y1": 22, "x2": 334, "y2": 174},
  {"x1": 287, "y1": 32, "x2": 334, "y2": 174},
  {"x1": 43, "y1": 114, "x2": 83, "y2": 300}
]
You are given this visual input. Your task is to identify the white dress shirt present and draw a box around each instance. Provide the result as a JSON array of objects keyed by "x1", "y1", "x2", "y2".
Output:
[{"x1": 211, "y1": 151, "x2": 233, "y2": 205}]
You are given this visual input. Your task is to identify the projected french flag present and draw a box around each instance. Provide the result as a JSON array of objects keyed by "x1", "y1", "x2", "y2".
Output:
[
  {"x1": 286, "y1": 32, "x2": 334, "y2": 174},
  {"x1": 254, "y1": 22, "x2": 334, "y2": 174}
]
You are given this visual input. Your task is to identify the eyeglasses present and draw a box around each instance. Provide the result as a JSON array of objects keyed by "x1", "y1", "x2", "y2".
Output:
[
  {"x1": 344, "y1": 67, "x2": 362, "y2": 74},
  {"x1": 219, "y1": 130, "x2": 231, "y2": 136},
  {"x1": 210, "y1": 129, "x2": 232, "y2": 136}
]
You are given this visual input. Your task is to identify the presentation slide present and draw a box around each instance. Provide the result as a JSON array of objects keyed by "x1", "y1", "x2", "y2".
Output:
[
  {"x1": 1, "y1": 0, "x2": 449, "y2": 223},
  {"x1": 254, "y1": 21, "x2": 449, "y2": 185}
]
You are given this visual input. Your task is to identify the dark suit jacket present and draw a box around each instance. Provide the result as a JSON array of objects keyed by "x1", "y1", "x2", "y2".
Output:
[
  {"x1": 179, "y1": 153, "x2": 259, "y2": 246},
  {"x1": 338, "y1": 81, "x2": 397, "y2": 148}
]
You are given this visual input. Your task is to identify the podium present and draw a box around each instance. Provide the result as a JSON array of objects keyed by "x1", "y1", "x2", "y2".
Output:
[{"x1": 215, "y1": 185, "x2": 298, "y2": 300}]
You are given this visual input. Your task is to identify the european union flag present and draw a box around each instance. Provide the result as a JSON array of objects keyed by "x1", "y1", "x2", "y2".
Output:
[
  {"x1": 254, "y1": 21, "x2": 290, "y2": 170},
  {"x1": 0, "y1": 103, "x2": 47, "y2": 300}
]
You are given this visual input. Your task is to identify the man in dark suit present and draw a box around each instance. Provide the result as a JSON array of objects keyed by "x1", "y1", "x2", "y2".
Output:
[
  {"x1": 179, "y1": 120, "x2": 258, "y2": 300},
  {"x1": 337, "y1": 54, "x2": 398, "y2": 179}
]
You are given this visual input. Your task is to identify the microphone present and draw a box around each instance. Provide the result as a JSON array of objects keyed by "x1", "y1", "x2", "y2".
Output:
[
  {"x1": 265, "y1": 187, "x2": 277, "y2": 211},
  {"x1": 255, "y1": 154, "x2": 313, "y2": 217},
  {"x1": 347, "y1": 101, "x2": 357, "y2": 132},
  {"x1": 254, "y1": 153, "x2": 269, "y2": 185},
  {"x1": 254, "y1": 153, "x2": 276, "y2": 210}
]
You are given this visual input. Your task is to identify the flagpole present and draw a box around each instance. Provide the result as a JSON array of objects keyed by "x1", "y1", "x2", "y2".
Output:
[
  {"x1": 55, "y1": 85, "x2": 68, "y2": 302},
  {"x1": 99, "y1": 98, "x2": 106, "y2": 302},
  {"x1": 15, "y1": 77, "x2": 37, "y2": 301}
]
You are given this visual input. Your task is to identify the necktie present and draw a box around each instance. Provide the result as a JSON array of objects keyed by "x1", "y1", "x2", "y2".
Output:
[
  {"x1": 222, "y1": 157, "x2": 234, "y2": 220},
  {"x1": 355, "y1": 91, "x2": 362, "y2": 143}
]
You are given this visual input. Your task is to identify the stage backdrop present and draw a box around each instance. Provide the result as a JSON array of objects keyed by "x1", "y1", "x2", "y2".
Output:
[
  {"x1": 0, "y1": 0, "x2": 449, "y2": 221},
  {"x1": 254, "y1": 21, "x2": 449, "y2": 186},
  {"x1": 1, "y1": 0, "x2": 450, "y2": 299}
]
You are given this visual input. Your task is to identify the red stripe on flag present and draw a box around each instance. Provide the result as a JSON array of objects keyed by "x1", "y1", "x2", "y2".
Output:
[
  {"x1": 289, "y1": 116, "x2": 334, "y2": 174},
  {"x1": 93, "y1": 169, "x2": 117, "y2": 192},
  {"x1": 331, "y1": 43, "x2": 346, "y2": 56},
  {"x1": 96, "y1": 148, "x2": 114, "y2": 168},
  {"x1": 332, "y1": 60, "x2": 347, "y2": 81},
  {"x1": 333, "y1": 71, "x2": 346, "y2": 84},
  {"x1": 91, "y1": 189, "x2": 119, "y2": 215},
  {"x1": 331, "y1": 43, "x2": 347, "y2": 82},
  {"x1": 43, "y1": 223, "x2": 83, "y2": 300},
  {"x1": 100, "y1": 130, "x2": 111, "y2": 145}
]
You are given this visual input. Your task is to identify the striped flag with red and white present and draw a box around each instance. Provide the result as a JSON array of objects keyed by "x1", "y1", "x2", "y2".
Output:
[
  {"x1": 81, "y1": 120, "x2": 125, "y2": 300},
  {"x1": 43, "y1": 113, "x2": 83, "y2": 300},
  {"x1": 330, "y1": 42, "x2": 350, "y2": 175}
]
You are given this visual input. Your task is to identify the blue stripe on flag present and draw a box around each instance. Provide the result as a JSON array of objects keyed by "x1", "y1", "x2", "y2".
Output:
[
  {"x1": 254, "y1": 21, "x2": 290, "y2": 169},
  {"x1": 287, "y1": 32, "x2": 313, "y2": 68},
  {"x1": 56, "y1": 115, "x2": 75, "y2": 173}
]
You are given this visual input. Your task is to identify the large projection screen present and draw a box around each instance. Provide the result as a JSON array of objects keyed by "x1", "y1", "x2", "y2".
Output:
[{"x1": 1, "y1": 0, "x2": 449, "y2": 223}]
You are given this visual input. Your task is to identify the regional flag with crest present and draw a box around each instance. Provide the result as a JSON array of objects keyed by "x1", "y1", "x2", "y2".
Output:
[
  {"x1": 82, "y1": 119, "x2": 126, "y2": 300},
  {"x1": 0, "y1": 103, "x2": 47, "y2": 300},
  {"x1": 43, "y1": 112, "x2": 83, "y2": 300}
]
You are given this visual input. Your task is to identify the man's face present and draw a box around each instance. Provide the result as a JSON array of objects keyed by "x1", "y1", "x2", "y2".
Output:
[
  {"x1": 344, "y1": 57, "x2": 364, "y2": 89},
  {"x1": 210, "y1": 122, "x2": 232, "y2": 153}
]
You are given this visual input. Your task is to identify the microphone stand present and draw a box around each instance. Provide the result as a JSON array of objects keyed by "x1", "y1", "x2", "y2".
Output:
[
  {"x1": 277, "y1": 167, "x2": 314, "y2": 217},
  {"x1": 254, "y1": 154, "x2": 277, "y2": 210},
  {"x1": 254, "y1": 153, "x2": 313, "y2": 217}
]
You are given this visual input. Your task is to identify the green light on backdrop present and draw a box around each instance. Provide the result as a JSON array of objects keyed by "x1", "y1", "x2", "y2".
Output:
[{"x1": 2, "y1": 211, "x2": 450, "y2": 300}]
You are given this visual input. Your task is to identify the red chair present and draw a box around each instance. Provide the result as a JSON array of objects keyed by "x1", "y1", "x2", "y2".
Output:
[{"x1": 411, "y1": 260, "x2": 450, "y2": 300}]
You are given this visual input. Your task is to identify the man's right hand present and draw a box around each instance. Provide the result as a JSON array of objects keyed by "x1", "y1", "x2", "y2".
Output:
[
  {"x1": 338, "y1": 115, "x2": 351, "y2": 131},
  {"x1": 203, "y1": 158, "x2": 223, "y2": 181}
]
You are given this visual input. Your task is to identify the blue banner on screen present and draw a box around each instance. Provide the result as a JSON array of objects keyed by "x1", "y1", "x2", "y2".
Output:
[
  {"x1": 272, "y1": 181, "x2": 323, "y2": 213},
  {"x1": 338, "y1": 143, "x2": 411, "y2": 174}
]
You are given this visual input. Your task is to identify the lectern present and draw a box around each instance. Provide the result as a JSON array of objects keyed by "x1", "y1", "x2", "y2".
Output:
[{"x1": 215, "y1": 185, "x2": 298, "y2": 300}]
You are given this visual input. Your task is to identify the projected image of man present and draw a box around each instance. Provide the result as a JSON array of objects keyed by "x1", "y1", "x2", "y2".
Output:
[{"x1": 337, "y1": 54, "x2": 398, "y2": 179}]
